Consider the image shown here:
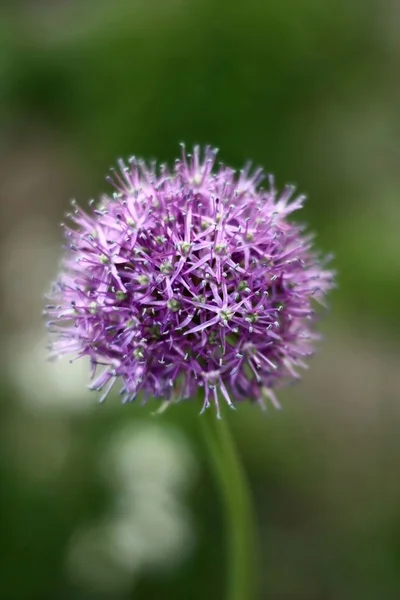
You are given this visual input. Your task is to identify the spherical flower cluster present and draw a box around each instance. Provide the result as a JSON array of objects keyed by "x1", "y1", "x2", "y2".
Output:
[{"x1": 45, "y1": 146, "x2": 334, "y2": 417}]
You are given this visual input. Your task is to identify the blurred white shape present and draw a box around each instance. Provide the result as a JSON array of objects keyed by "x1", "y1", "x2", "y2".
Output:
[
  {"x1": 104, "y1": 422, "x2": 197, "y2": 493},
  {"x1": 108, "y1": 499, "x2": 192, "y2": 571},
  {"x1": 68, "y1": 525, "x2": 133, "y2": 594},
  {"x1": 67, "y1": 422, "x2": 197, "y2": 592},
  {"x1": 8, "y1": 331, "x2": 94, "y2": 414},
  {"x1": 1, "y1": 214, "x2": 103, "y2": 414}
]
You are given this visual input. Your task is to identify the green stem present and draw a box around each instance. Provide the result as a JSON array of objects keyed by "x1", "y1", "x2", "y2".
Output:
[{"x1": 201, "y1": 409, "x2": 257, "y2": 600}]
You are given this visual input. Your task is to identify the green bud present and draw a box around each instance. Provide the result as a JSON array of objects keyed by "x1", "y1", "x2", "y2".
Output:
[
  {"x1": 180, "y1": 242, "x2": 192, "y2": 255},
  {"x1": 192, "y1": 173, "x2": 202, "y2": 186},
  {"x1": 137, "y1": 275, "x2": 150, "y2": 286},
  {"x1": 167, "y1": 298, "x2": 181, "y2": 312},
  {"x1": 89, "y1": 301, "x2": 97, "y2": 315},
  {"x1": 149, "y1": 325, "x2": 161, "y2": 339},
  {"x1": 133, "y1": 347, "x2": 145, "y2": 360},
  {"x1": 220, "y1": 309, "x2": 233, "y2": 322},
  {"x1": 246, "y1": 312, "x2": 258, "y2": 323},
  {"x1": 160, "y1": 261, "x2": 173, "y2": 275}
]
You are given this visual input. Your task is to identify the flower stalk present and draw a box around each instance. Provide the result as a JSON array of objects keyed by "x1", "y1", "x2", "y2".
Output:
[{"x1": 201, "y1": 408, "x2": 256, "y2": 600}]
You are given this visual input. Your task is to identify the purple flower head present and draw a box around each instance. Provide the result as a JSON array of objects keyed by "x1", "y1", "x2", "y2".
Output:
[{"x1": 45, "y1": 145, "x2": 334, "y2": 417}]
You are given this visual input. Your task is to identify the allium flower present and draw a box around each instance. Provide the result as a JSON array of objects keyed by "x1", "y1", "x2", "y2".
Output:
[{"x1": 45, "y1": 146, "x2": 334, "y2": 417}]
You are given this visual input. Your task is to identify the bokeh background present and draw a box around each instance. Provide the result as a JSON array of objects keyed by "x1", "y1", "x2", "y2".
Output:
[{"x1": 1, "y1": 1, "x2": 400, "y2": 599}]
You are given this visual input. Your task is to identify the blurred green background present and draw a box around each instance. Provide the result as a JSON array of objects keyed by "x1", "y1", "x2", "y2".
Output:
[{"x1": 1, "y1": 1, "x2": 400, "y2": 599}]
